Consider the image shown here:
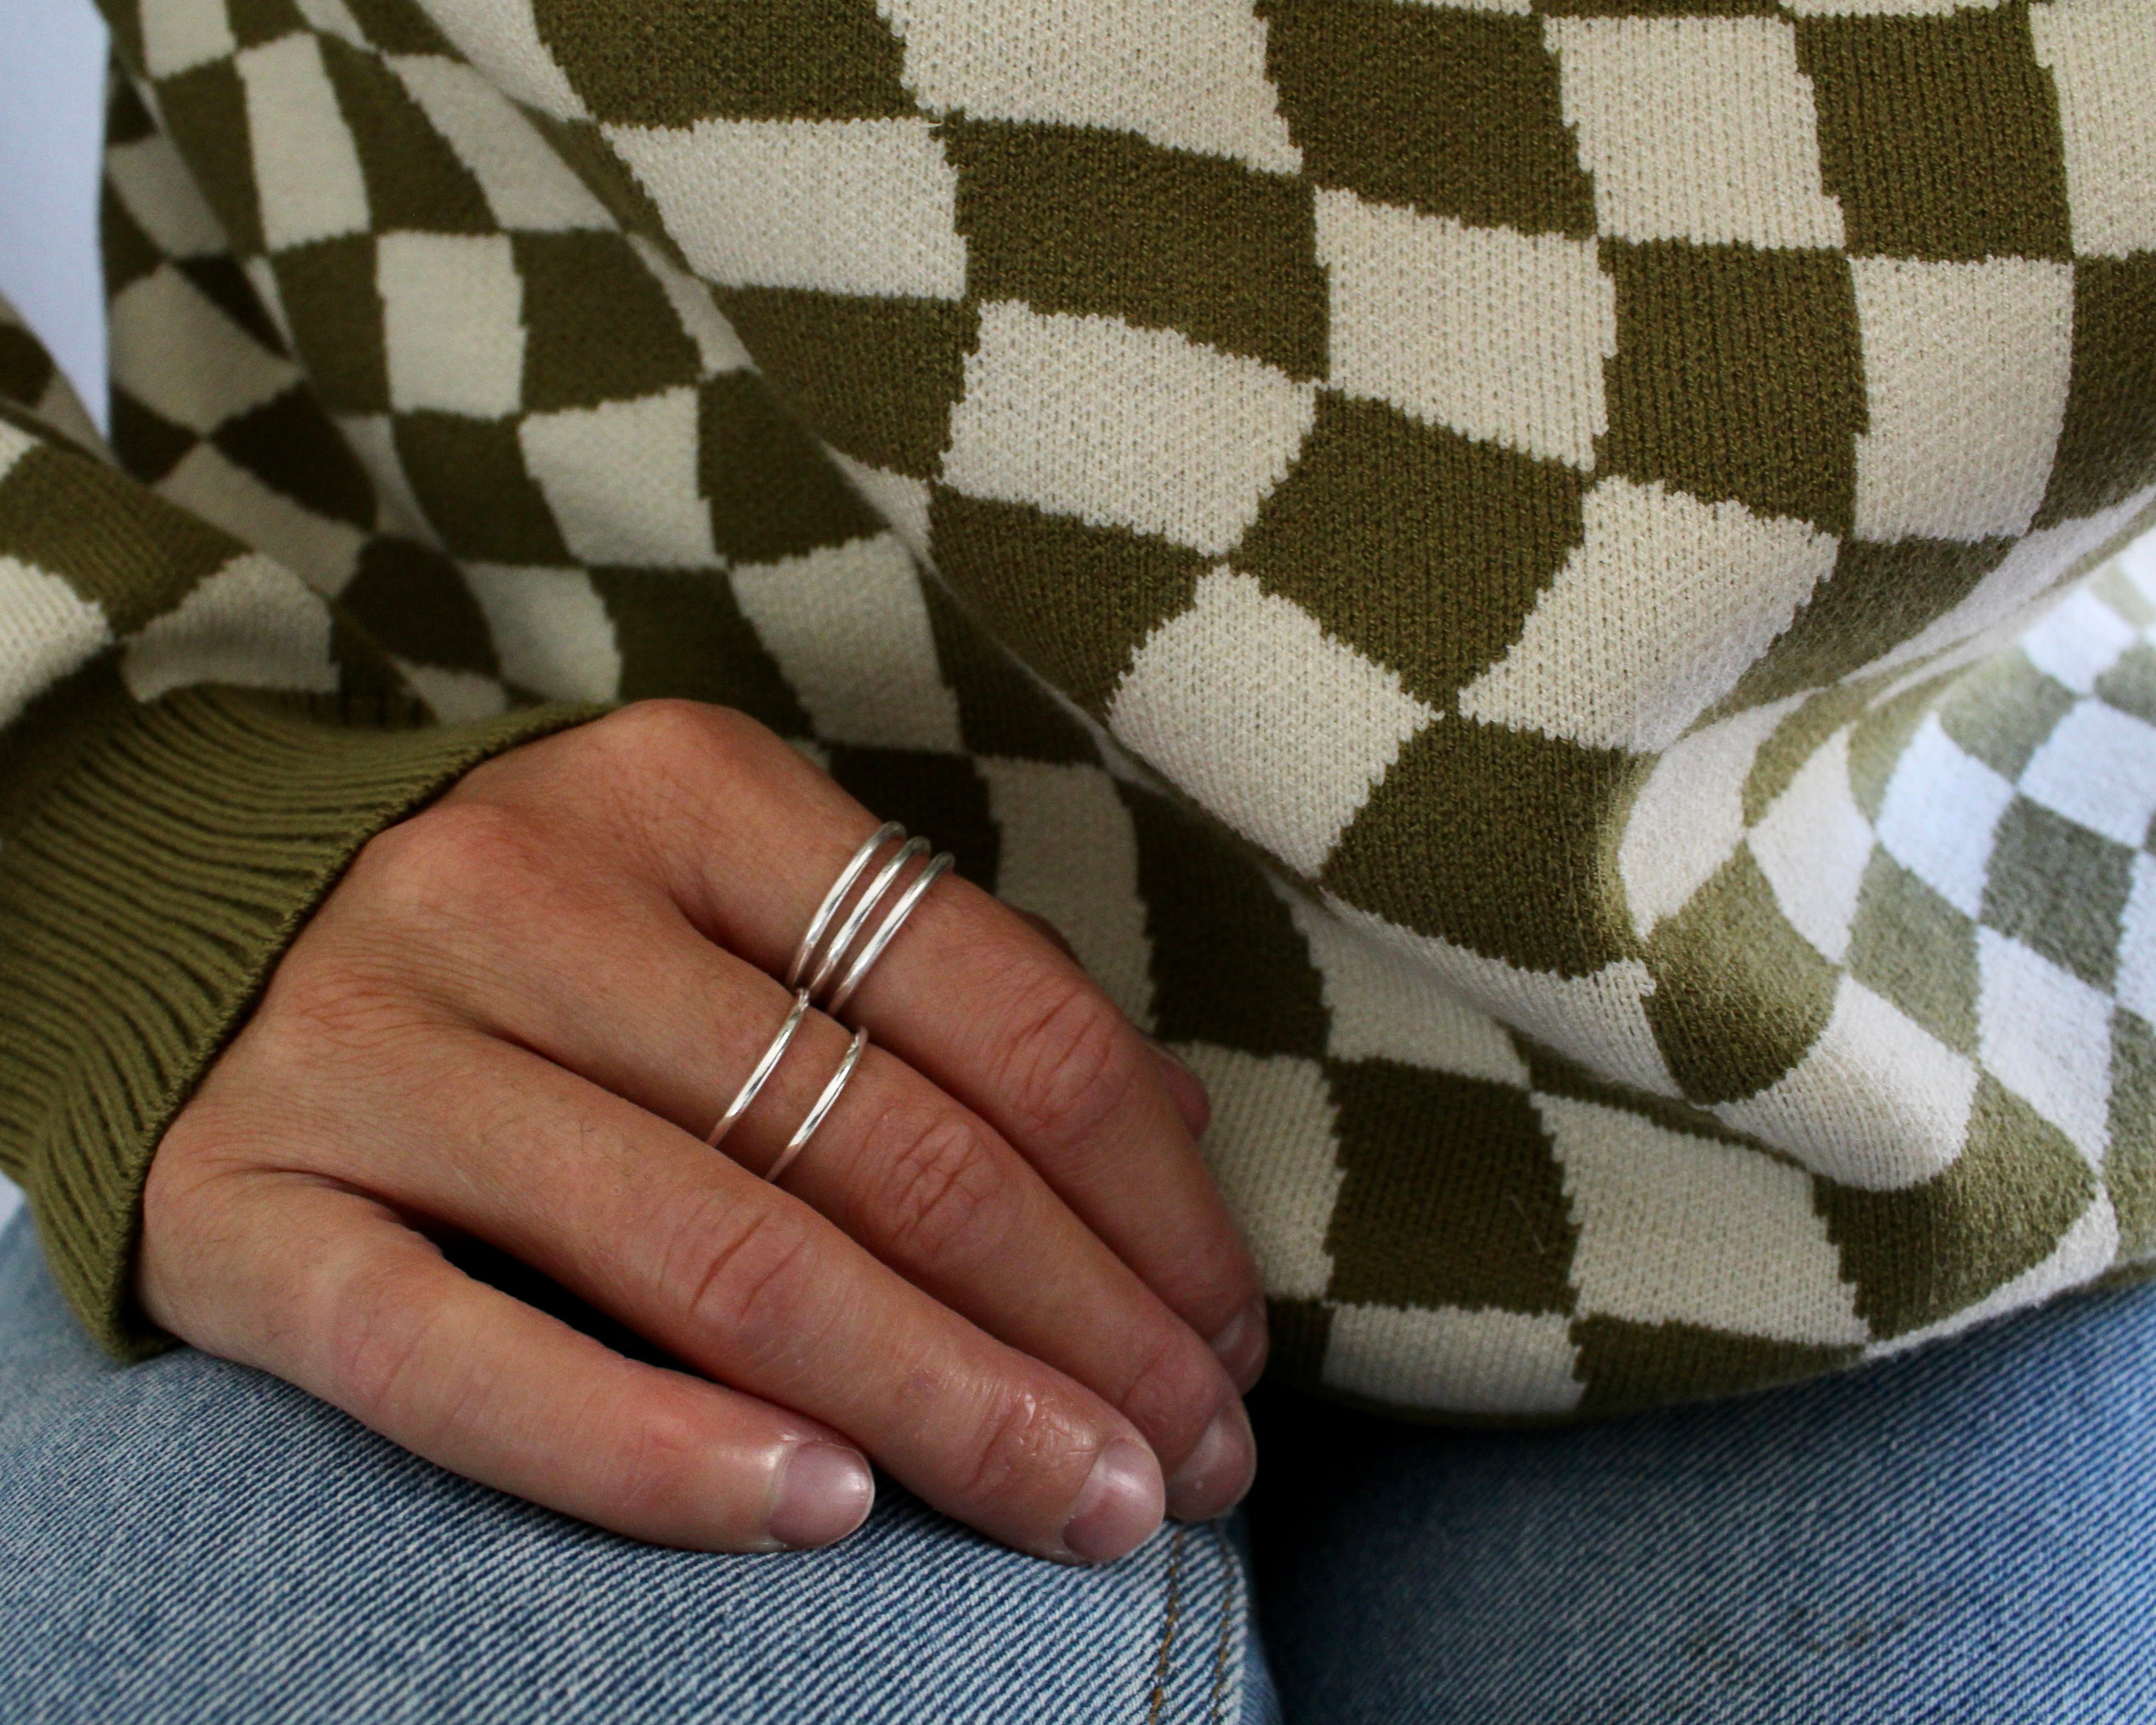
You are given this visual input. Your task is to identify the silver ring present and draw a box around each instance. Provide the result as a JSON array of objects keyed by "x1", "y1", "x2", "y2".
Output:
[
  {"x1": 828, "y1": 851, "x2": 954, "y2": 1017},
  {"x1": 763, "y1": 1026, "x2": 868, "y2": 1186},
  {"x1": 807, "y1": 835, "x2": 929, "y2": 1000},
  {"x1": 786, "y1": 822, "x2": 903, "y2": 992},
  {"x1": 706, "y1": 989, "x2": 811, "y2": 1149}
]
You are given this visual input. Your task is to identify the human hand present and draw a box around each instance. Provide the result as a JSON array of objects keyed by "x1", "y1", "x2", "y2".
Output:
[{"x1": 136, "y1": 703, "x2": 1265, "y2": 1561}]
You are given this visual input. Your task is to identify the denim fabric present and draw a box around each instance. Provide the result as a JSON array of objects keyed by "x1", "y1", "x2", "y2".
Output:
[
  {"x1": 1249, "y1": 1280, "x2": 2156, "y2": 1725},
  {"x1": 9, "y1": 1206, "x2": 2155, "y2": 1725},
  {"x1": 0, "y1": 1218, "x2": 1278, "y2": 1724}
]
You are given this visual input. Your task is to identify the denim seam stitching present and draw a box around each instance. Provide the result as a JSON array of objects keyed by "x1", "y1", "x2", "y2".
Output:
[
  {"x1": 1145, "y1": 1525, "x2": 1191, "y2": 1724},
  {"x1": 1206, "y1": 1523, "x2": 1240, "y2": 1724}
]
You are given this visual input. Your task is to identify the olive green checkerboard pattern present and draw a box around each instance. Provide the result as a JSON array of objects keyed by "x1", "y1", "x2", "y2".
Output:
[
  {"x1": 0, "y1": 302, "x2": 104, "y2": 456},
  {"x1": 58, "y1": 0, "x2": 2156, "y2": 1413},
  {"x1": 0, "y1": 256, "x2": 382, "y2": 742}
]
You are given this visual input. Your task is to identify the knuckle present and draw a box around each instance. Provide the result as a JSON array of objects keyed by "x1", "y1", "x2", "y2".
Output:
[
  {"x1": 336, "y1": 803, "x2": 586, "y2": 1003},
  {"x1": 320, "y1": 1251, "x2": 445, "y2": 1430},
  {"x1": 347, "y1": 801, "x2": 558, "y2": 938},
  {"x1": 595, "y1": 699, "x2": 752, "y2": 774},
  {"x1": 670, "y1": 1197, "x2": 824, "y2": 1369},
  {"x1": 992, "y1": 972, "x2": 1141, "y2": 1159},
  {"x1": 600, "y1": 1395, "x2": 708, "y2": 1528},
  {"x1": 249, "y1": 959, "x2": 440, "y2": 1068},
  {"x1": 358, "y1": 800, "x2": 544, "y2": 895},
  {"x1": 134, "y1": 1155, "x2": 257, "y2": 1342},
  {"x1": 585, "y1": 700, "x2": 773, "y2": 843},
  {"x1": 861, "y1": 1103, "x2": 1014, "y2": 1268},
  {"x1": 961, "y1": 1387, "x2": 1089, "y2": 1507}
]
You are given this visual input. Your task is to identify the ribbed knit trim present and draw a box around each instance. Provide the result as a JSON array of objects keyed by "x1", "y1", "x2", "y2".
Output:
[{"x1": 0, "y1": 685, "x2": 598, "y2": 1358}]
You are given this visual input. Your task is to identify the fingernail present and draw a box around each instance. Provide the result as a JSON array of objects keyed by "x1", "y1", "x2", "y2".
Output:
[
  {"x1": 1209, "y1": 1298, "x2": 1269, "y2": 1388},
  {"x1": 1061, "y1": 1438, "x2": 1164, "y2": 1564},
  {"x1": 768, "y1": 1442, "x2": 875, "y2": 1549},
  {"x1": 1164, "y1": 1398, "x2": 1257, "y2": 1523}
]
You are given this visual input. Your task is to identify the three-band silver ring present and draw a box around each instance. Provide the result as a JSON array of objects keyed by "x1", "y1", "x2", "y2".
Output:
[
  {"x1": 706, "y1": 823, "x2": 954, "y2": 1183},
  {"x1": 786, "y1": 822, "x2": 956, "y2": 1014}
]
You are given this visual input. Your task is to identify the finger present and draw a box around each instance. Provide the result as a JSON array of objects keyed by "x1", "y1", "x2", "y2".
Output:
[
  {"x1": 1012, "y1": 908, "x2": 1078, "y2": 963},
  {"x1": 477, "y1": 706, "x2": 1267, "y2": 1387},
  {"x1": 341, "y1": 839, "x2": 1250, "y2": 1523},
  {"x1": 140, "y1": 1171, "x2": 875, "y2": 1553},
  {"x1": 214, "y1": 1010, "x2": 1173, "y2": 1561},
  {"x1": 789, "y1": 842, "x2": 1267, "y2": 1385},
  {"x1": 1017, "y1": 908, "x2": 1212, "y2": 1142},
  {"x1": 1144, "y1": 1038, "x2": 1213, "y2": 1143}
]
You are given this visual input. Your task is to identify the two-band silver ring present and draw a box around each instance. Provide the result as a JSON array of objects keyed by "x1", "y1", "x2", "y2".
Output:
[{"x1": 706, "y1": 823, "x2": 954, "y2": 1183}]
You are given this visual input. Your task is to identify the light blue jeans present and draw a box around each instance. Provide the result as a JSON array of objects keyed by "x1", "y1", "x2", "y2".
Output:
[{"x1": 3, "y1": 1211, "x2": 2152, "y2": 1723}]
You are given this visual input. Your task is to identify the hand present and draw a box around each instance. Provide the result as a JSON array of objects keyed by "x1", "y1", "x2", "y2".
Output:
[{"x1": 137, "y1": 702, "x2": 1265, "y2": 1560}]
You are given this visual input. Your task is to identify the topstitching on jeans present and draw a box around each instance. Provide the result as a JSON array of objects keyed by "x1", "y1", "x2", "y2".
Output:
[
  {"x1": 1145, "y1": 1526, "x2": 1192, "y2": 1724},
  {"x1": 1204, "y1": 1524, "x2": 1241, "y2": 1725}
]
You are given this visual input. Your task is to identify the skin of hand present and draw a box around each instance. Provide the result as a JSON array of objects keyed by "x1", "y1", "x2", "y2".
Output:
[{"x1": 134, "y1": 703, "x2": 1267, "y2": 1563}]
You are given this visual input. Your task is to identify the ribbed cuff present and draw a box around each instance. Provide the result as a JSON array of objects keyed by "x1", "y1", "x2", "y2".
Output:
[{"x1": 0, "y1": 684, "x2": 599, "y2": 1358}]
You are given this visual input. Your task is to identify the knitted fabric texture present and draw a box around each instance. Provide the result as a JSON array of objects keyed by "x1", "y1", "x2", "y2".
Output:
[{"x1": 3, "y1": 0, "x2": 2153, "y2": 1415}]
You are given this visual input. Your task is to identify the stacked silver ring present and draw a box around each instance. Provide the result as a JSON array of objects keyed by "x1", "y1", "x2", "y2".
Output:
[
  {"x1": 786, "y1": 821, "x2": 956, "y2": 1018},
  {"x1": 706, "y1": 823, "x2": 953, "y2": 1184}
]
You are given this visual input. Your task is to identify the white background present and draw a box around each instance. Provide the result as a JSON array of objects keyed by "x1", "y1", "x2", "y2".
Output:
[
  {"x1": 1, "y1": 0, "x2": 109, "y2": 423},
  {"x1": 0, "y1": 0, "x2": 108, "y2": 1230}
]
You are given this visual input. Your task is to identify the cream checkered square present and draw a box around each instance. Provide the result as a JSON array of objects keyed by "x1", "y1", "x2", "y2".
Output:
[
  {"x1": 1175, "y1": 1043, "x2": 1343, "y2": 1304},
  {"x1": 1548, "y1": 16, "x2": 1845, "y2": 250},
  {"x1": 1852, "y1": 257, "x2": 2074, "y2": 544},
  {"x1": 142, "y1": 0, "x2": 235, "y2": 79},
  {"x1": 1713, "y1": 974, "x2": 1980, "y2": 1189},
  {"x1": 730, "y1": 534, "x2": 965, "y2": 753},
  {"x1": 1313, "y1": 189, "x2": 1613, "y2": 470},
  {"x1": 1540, "y1": 1094, "x2": 1868, "y2": 1347},
  {"x1": 237, "y1": 35, "x2": 371, "y2": 252},
  {"x1": 1977, "y1": 927, "x2": 2113, "y2": 1167},
  {"x1": 108, "y1": 265, "x2": 298, "y2": 434},
  {"x1": 1285, "y1": 890, "x2": 1531, "y2": 1087},
  {"x1": 1108, "y1": 570, "x2": 1434, "y2": 875},
  {"x1": 461, "y1": 563, "x2": 621, "y2": 701},
  {"x1": 2019, "y1": 700, "x2": 2156, "y2": 851},
  {"x1": 879, "y1": 0, "x2": 1301, "y2": 173},
  {"x1": 2030, "y1": 1, "x2": 2156, "y2": 259},
  {"x1": 608, "y1": 119, "x2": 969, "y2": 301},
  {"x1": 942, "y1": 302, "x2": 1317, "y2": 557},
  {"x1": 520, "y1": 388, "x2": 718, "y2": 568},
  {"x1": 411, "y1": 0, "x2": 591, "y2": 121},
  {"x1": 378, "y1": 234, "x2": 525, "y2": 417},
  {"x1": 389, "y1": 56, "x2": 615, "y2": 232},
  {"x1": 1460, "y1": 478, "x2": 1839, "y2": 754},
  {"x1": 1619, "y1": 699, "x2": 1806, "y2": 938},
  {"x1": 1322, "y1": 1304, "x2": 1582, "y2": 1418},
  {"x1": 979, "y1": 757, "x2": 1154, "y2": 1021}
]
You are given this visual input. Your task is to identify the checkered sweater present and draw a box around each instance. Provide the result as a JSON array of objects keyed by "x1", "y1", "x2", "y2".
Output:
[{"x1": 1, "y1": 0, "x2": 2152, "y2": 1418}]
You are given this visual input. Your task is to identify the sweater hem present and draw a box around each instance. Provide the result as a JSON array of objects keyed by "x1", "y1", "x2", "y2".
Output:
[{"x1": 0, "y1": 683, "x2": 601, "y2": 1358}]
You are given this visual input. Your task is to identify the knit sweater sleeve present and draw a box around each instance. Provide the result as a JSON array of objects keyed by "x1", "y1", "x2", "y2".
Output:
[{"x1": 0, "y1": 295, "x2": 592, "y2": 1357}]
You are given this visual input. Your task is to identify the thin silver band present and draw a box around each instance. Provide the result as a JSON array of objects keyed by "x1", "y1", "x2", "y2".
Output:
[
  {"x1": 828, "y1": 850, "x2": 955, "y2": 1017},
  {"x1": 806, "y1": 834, "x2": 929, "y2": 1000},
  {"x1": 763, "y1": 1026, "x2": 869, "y2": 1186},
  {"x1": 786, "y1": 822, "x2": 903, "y2": 992},
  {"x1": 705, "y1": 988, "x2": 811, "y2": 1149}
]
